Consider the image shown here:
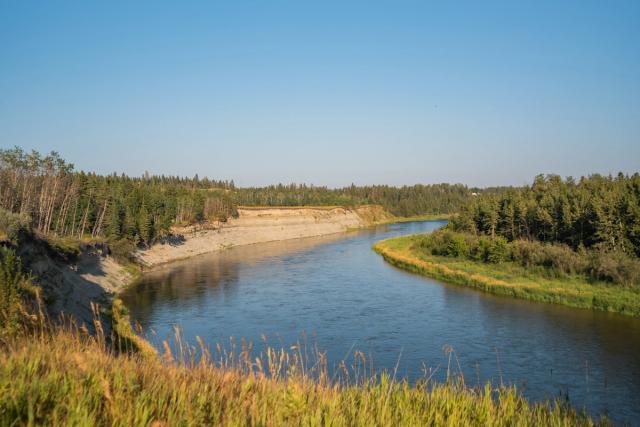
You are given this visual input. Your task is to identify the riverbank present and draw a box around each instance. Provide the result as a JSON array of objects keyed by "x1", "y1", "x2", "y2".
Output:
[
  {"x1": 373, "y1": 235, "x2": 640, "y2": 316},
  {"x1": 137, "y1": 205, "x2": 394, "y2": 267}
]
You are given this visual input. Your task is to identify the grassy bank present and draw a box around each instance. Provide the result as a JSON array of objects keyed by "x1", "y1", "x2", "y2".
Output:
[
  {"x1": 347, "y1": 213, "x2": 452, "y2": 232},
  {"x1": 0, "y1": 328, "x2": 605, "y2": 426},
  {"x1": 386, "y1": 213, "x2": 453, "y2": 223},
  {"x1": 374, "y1": 235, "x2": 640, "y2": 316}
]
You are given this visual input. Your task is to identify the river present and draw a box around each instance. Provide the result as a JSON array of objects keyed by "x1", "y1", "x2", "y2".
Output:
[{"x1": 120, "y1": 220, "x2": 640, "y2": 424}]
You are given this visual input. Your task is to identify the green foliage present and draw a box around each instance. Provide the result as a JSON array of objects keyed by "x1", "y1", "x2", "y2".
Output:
[
  {"x1": 485, "y1": 236, "x2": 510, "y2": 264},
  {"x1": 45, "y1": 235, "x2": 82, "y2": 261},
  {"x1": 453, "y1": 173, "x2": 640, "y2": 257},
  {"x1": 418, "y1": 230, "x2": 469, "y2": 258},
  {"x1": 0, "y1": 209, "x2": 30, "y2": 243},
  {"x1": 108, "y1": 239, "x2": 137, "y2": 264},
  {"x1": 234, "y1": 183, "x2": 476, "y2": 217},
  {"x1": 588, "y1": 248, "x2": 640, "y2": 287},
  {"x1": 0, "y1": 147, "x2": 237, "y2": 246},
  {"x1": 417, "y1": 230, "x2": 640, "y2": 287},
  {"x1": 0, "y1": 247, "x2": 33, "y2": 335}
]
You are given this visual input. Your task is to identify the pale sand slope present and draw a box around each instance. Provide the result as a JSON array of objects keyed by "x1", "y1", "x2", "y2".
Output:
[
  {"x1": 137, "y1": 206, "x2": 392, "y2": 267},
  {"x1": 19, "y1": 243, "x2": 133, "y2": 334}
]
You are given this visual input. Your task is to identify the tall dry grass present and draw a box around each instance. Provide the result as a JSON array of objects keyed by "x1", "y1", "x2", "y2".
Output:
[{"x1": 0, "y1": 319, "x2": 608, "y2": 426}]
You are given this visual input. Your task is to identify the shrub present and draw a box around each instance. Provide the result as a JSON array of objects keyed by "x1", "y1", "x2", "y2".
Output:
[
  {"x1": 486, "y1": 236, "x2": 510, "y2": 263},
  {"x1": 0, "y1": 209, "x2": 30, "y2": 243},
  {"x1": 588, "y1": 248, "x2": 640, "y2": 287},
  {"x1": 46, "y1": 236, "x2": 81, "y2": 262},
  {"x1": 424, "y1": 230, "x2": 470, "y2": 258},
  {"x1": 109, "y1": 239, "x2": 137, "y2": 264},
  {"x1": 442, "y1": 231, "x2": 469, "y2": 257},
  {"x1": 0, "y1": 247, "x2": 34, "y2": 334},
  {"x1": 511, "y1": 240, "x2": 587, "y2": 276}
]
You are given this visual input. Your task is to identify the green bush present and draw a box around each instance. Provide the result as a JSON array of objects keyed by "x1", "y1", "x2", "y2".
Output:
[
  {"x1": 0, "y1": 247, "x2": 33, "y2": 334},
  {"x1": 424, "y1": 230, "x2": 470, "y2": 258},
  {"x1": 0, "y1": 209, "x2": 30, "y2": 243},
  {"x1": 109, "y1": 239, "x2": 137, "y2": 264},
  {"x1": 417, "y1": 229, "x2": 640, "y2": 287},
  {"x1": 588, "y1": 248, "x2": 640, "y2": 287},
  {"x1": 442, "y1": 231, "x2": 469, "y2": 257},
  {"x1": 511, "y1": 240, "x2": 587, "y2": 276},
  {"x1": 46, "y1": 236, "x2": 81, "y2": 261},
  {"x1": 469, "y1": 236, "x2": 509, "y2": 263},
  {"x1": 486, "y1": 236, "x2": 510, "y2": 263}
]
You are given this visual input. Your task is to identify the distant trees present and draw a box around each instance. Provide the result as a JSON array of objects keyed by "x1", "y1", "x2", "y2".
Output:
[
  {"x1": 441, "y1": 174, "x2": 640, "y2": 287},
  {"x1": 0, "y1": 147, "x2": 237, "y2": 246},
  {"x1": 452, "y1": 173, "x2": 640, "y2": 256},
  {"x1": 233, "y1": 183, "x2": 475, "y2": 216}
]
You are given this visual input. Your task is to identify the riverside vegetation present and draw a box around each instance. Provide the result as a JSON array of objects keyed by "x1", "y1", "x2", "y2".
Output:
[
  {"x1": 0, "y1": 245, "x2": 608, "y2": 425},
  {"x1": 375, "y1": 174, "x2": 640, "y2": 316}
]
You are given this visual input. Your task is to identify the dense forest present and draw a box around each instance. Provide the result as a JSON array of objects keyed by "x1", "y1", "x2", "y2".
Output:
[
  {"x1": 0, "y1": 147, "x2": 236, "y2": 247},
  {"x1": 420, "y1": 174, "x2": 640, "y2": 286},
  {"x1": 0, "y1": 147, "x2": 479, "y2": 249},
  {"x1": 234, "y1": 183, "x2": 473, "y2": 217},
  {"x1": 452, "y1": 174, "x2": 640, "y2": 256}
]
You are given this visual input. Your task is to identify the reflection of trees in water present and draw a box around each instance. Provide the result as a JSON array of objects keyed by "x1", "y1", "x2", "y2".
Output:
[
  {"x1": 120, "y1": 231, "x2": 353, "y2": 326},
  {"x1": 120, "y1": 257, "x2": 240, "y2": 326}
]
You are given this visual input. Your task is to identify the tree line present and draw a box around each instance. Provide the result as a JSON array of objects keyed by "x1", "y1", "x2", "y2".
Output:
[
  {"x1": 233, "y1": 183, "x2": 475, "y2": 217},
  {"x1": 0, "y1": 147, "x2": 236, "y2": 247},
  {"x1": 436, "y1": 173, "x2": 640, "y2": 286},
  {"x1": 452, "y1": 173, "x2": 640, "y2": 256},
  {"x1": 0, "y1": 146, "x2": 505, "y2": 249}
]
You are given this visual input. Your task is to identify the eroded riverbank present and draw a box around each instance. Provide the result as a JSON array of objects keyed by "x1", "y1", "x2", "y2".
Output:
[{"x1": 136, "y1": 206, "x2": 393, "y2": 267}]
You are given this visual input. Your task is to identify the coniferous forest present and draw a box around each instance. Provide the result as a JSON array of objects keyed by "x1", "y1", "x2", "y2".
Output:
[
  {"x1": 0, "y1": 146, "x2": 473, "y2": 247},
  {"x1": 452, "y1": 173, "x2": 640, "y2": 256},
  {"x1": 0, "y1": 147, "x2": 237, "y2": 246},
  {"x1": 412, "y1": 174, "x2": 640, "y2": 287}
]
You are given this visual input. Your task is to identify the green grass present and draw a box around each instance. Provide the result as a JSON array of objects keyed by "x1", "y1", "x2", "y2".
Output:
[
  {"x1": 385, "y1": 213, "x2": 453, "y2": 223},
  {"x1": 347, "y1": 213, "x2": 452, "y2": 232},
  {"x1": 374, "y1": 235, "x2": 640, "y2": 316},
  {"x1": 0, "y1": 328, "x2": 606, "y2": 426}
]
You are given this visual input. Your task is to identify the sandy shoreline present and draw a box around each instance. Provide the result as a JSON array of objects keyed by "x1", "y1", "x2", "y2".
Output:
[{"x1": 136, "y1": 206, "x2": 392, "y2": 268}]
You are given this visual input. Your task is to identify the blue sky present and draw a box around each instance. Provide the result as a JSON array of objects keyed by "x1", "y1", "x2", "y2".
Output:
[{"x1": 1, "y1": 1, "x2": 639, "y2": 187}]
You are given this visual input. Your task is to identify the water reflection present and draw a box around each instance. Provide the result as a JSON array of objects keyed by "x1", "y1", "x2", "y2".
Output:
[{"x1": 121, "y1": 221, "x2": 640, "y2": 424}]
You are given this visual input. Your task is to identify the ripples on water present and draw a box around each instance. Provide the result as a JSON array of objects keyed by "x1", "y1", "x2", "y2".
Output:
[{"x1": 120, "y1": 221, "x2": 640, "y2": 424}]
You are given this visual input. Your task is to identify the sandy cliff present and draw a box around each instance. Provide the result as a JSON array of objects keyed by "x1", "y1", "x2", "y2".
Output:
[
  {"x1": 16, "y1": 242, "x2": 133, "y2": 334},
  {"x1": 137, "y1": 205, "x2": 392, "y2": 267}
]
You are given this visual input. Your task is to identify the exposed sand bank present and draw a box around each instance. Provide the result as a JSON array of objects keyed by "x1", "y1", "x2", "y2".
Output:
[
  {"x1": 18, "y1": 243, "x2": 133, "y2": 333},
  {"x1": 137, "y1": 206, "x2": 392, "y2": 267}
]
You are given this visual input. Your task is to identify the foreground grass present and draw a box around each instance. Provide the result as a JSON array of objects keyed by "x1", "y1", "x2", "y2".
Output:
[
  {"x1": 0, "y1": 329, "x2": 605, "y2": 426},
  {"x1": 374, "y1": 235, "x2": 640, "y2": 316}
]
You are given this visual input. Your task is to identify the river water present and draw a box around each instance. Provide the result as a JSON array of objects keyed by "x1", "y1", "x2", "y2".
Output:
[{"x1": 120, "y1": 220, "x2": 640, "y2": 424}]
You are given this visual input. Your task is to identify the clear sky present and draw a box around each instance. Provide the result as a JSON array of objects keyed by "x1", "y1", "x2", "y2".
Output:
[{"x1": 1, "y1": 1, "x2": 639, "y2": 188}]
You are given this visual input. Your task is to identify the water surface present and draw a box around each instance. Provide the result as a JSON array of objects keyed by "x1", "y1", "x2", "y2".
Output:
[{"x1": 121, "y1": 221, "x2": 640, "y2": 424}]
